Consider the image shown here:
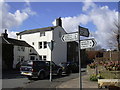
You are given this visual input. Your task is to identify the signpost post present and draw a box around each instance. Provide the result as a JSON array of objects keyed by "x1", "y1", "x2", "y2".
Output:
[
  {"x1": 78, "y1": 26, "x2": 90, "y2": 90},
  {"x1": 78, "y1": 26, "x2": 82, "y2": 90},
  {"x1": 50, "y1": 40, "x2": 54, "y2": 82}
]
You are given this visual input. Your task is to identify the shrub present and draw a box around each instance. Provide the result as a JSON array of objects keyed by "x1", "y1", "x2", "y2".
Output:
[
  {"x1": 89, "y1": 74, "x2": 104, "y2": 81},
  {"x1": 103, "y1": 61, "x2": 120, "y2": 71},
  {"x1": 88, "y1": 62, "x2": 97, "y2": 69}
]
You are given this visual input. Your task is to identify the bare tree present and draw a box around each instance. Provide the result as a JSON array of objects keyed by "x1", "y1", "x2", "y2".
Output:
[{"x1": 113, "y1": 19, "x2": 120, "y2": 51}]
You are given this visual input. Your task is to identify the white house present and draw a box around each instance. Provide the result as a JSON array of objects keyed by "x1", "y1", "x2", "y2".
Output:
[
  {"x1": 16, "y1": 17, "x2": 67, "y2": 65},
  {"x1": 1, "y1": 30, "x2": 38, "y2": 69}
]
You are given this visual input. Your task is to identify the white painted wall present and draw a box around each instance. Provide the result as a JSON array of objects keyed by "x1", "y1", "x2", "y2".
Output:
[
  {"x1": 18, "y1": 31, "x2": 53, "y2": 61},
  {"x1": 17, "y1": 26, "x2": 67, "y2": 65},
  {"x1": 13, "y1": 46, "x2": 30, "y2": 68}
]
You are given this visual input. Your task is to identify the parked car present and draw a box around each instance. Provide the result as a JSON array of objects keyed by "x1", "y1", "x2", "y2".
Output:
[
  {"x1": 59, "y1": 62, "x2": 71, "y2": 75},
  {"x1": 59, "y1": 62, "x2": 79, "y2": 75},
  {"x1": 67, "y1": 62, "x2": 79, "y2": 73},
  {"x1": 20, "y1": 60, "x2": 62, "y2": 80}
]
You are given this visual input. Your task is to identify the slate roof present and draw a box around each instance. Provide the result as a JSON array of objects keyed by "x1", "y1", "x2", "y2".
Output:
[
  {"x1": 1, "y1": 36, "x2": 32, "y2": 47},
  {"x1": 16, "y1": 26, "x2": 58, "y2": 35}
]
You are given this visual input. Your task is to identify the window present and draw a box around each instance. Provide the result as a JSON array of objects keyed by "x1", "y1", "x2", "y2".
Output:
[
  {"x1": 43, "y1": 56, "x2": 46, "y2": 61},
  {"x1": 21, "y1": 56, "x2": 25, "y2": 62},
  {"x1": 39, "y1": 42, "x2": 42, "y2": 49},
  {"x1": 44, "y1": 42, "x2": 47, "y2": 48},
  {"x1": 30, "y1": 49, "x2": 32, "y2": 52},
  {"x1": 21, "y1": 47, "x2": 25, "y2": 51},
  {"x1": 39, "y1": 55, "x2": 42, "y2": 60},
  {"x1": 40, "y1": 32, "x2": 45, "y2": 37},
  {"x1": 30, "y1": 56, "x2": 35, "y2": 60},
  {"x1": 17, "y1": 56, "x2": 20, "y2": 61},
  {"x1": 32, "y1": 42, "x2": 34, "y2": 45},
  {"x1": 18, "y1": 46, "x2": 20, "y2": 51}
]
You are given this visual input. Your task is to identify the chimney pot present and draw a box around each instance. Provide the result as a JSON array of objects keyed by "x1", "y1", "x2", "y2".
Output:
[
  {"x1": 2, "y1": 29, "x2": 8, "y2": 38},
  {"x1": 56, "y1": 17, "x2": 62, "y2": 27}
]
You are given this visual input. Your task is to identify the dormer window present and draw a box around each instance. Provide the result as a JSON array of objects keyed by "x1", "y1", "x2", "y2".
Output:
[{"x1": 40, "y1": 32, "x2": 45, "y2": 37}]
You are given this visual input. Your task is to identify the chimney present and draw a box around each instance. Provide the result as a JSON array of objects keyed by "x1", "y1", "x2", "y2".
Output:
[
  {"x1": 1, "y1": 29, "x2": 8, "y2": 38},
  {"x1": 56, "y1": 17, "x2": 62, "y2": 27}
]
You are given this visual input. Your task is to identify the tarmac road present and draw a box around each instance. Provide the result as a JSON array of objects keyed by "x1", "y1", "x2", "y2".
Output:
[{"x1": 2, "y1": 70, "x2": 86, "y2": 89}]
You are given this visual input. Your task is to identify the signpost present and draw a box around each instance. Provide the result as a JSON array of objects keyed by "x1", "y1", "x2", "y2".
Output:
[
  {"x1": 80, "y1": 39, "x2": 97, "y2": 49},
  {"x1": 79, "y1": 26, "x2": 89, "y2": 37},
  {"x1": 61, "y1": 26, "x2": 89, "y2": 42},
  {"x1": 61, "y1": 25, "x2": 97, "y2": 90},
  {"x1": 61, "y1": 32, "x2": 78, "y2": 42}
]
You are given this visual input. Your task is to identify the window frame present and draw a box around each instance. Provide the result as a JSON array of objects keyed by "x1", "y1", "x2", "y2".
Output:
[
  {"x1": 39, "y1": 55, "x2": 42, "y2": 60},
  {"x1": 38, "y1": 42, "x2": 42, "y2": 49},
  {"x1": 32, "y1": 42, "x2": 34, "y2": 45},
  {"x1": 43, "y1": 55, "x2": 46, "y2": 61},
  {"x1": 21, "y1": 47, "x2": 25, "y2": 51},
  {"x1": 40, "y1": 32, "x2": 45, "y2": 37},
  {"x1": 30, "y1": 56, "x2": 35, "y2": 60},
  {"x1": 44, "y1": 41, "x2": 47, "y2": 48}
]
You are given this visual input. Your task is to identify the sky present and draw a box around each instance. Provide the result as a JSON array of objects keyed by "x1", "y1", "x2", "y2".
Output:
[{"x1": 0, "y1": 0, "x2": 119, "y2": 49}]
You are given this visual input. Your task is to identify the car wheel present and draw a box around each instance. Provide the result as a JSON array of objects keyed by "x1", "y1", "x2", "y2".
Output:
[
  {"x1": 58, "y1": 70, "x2": 62, "y2": 77},
  {"x1": 38, "y1": 72, "x2": 45, "y2": 80},
  {"x1": 27, "y1": 76, "x2": 32, "y2": 80},
  {"x1": 67, "y1": 70, "x2": 72, "y2": 74}
]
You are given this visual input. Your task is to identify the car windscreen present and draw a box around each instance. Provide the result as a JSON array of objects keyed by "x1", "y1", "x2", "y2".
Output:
[
  {"x1": 59, "y1": 63, "x2": 67, "y2": 67},
  {"x1": 21, "y1": 61, "x2": 32, "y2": 66}
]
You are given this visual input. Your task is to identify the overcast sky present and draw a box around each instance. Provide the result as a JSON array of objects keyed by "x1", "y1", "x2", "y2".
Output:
[{"x1": 0, "y1": 0, "x2": 119, "y2": 49}]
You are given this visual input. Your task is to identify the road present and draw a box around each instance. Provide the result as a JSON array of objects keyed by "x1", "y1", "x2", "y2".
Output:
[{"x1": 2, "y1": 70, "x2": 86, "y2": 89}]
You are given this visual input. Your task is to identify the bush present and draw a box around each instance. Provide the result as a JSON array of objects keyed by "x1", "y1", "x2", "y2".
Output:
[
  {"x1": 88, "y1": 62, "x2": 97, "y2": 69},
  {"x1": 104, "y1": 61, "x2": 120, "y2": 71},
  {"x1": 89, "y1": 74, "x2": 104, "y2": 81}
]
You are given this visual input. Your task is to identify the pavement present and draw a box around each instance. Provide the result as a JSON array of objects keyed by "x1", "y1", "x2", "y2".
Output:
[{"x1": 57, "y1": 73, "x2": 99, "y2": 89}]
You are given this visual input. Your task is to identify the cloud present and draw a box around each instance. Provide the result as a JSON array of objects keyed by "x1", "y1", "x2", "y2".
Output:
[
  {"x1": 7, "y1": 30, "x2": 18, "y2": 39},
  {"x1": 52, "y1": 14, "x2": 90, "y2": 33},
  {"x1": 0, "y1": 1, "x2": 36, "y2": 38},
  {"x1": 87, "y1": 5, "x2": 118, "y2": 49},
  {"x1": 52, "y1": 2, "x2": 118, "y2": 49},
  {"x1": 24, "y1": 0, "x2": 30, "y2": 7}
]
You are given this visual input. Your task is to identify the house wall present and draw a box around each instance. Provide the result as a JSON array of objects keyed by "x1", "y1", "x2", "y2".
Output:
[
  {"x1": 52, "y1": 26, "x2": 67, "y2": 65},
  {"x1": 0, "y1": 37, "x2": 2, "y2": 71},
  {"x1": 13, "y1": 46, "x2": 31, "y2": 68},
  {"x1": 103, "y1": 51, "x2": 120, "y2": 61},
  {"x1": 18, "y1": 30, "x2": 53, "y2": 61},
  {"x1": 2, "y1": 44, "x2": 13, "y2": 70},
  {"x1": 17, "y1": 26, "x2": 67, "y2": 65}
]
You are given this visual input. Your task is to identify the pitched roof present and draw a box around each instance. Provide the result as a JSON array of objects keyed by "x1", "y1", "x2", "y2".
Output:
[
  {"x1": 16, "y1": 26, "x2": 58, "y2": 35},
  {"x1": 1, "y1": 36, "x2": 32, "y2": 47}
]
